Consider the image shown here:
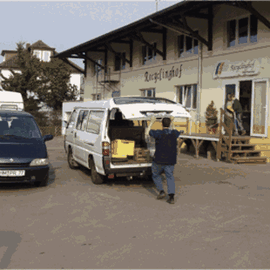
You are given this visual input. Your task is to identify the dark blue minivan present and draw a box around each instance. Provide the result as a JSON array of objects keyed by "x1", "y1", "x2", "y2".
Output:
[{"x1": 0, "y1": 110, "x2": 53, "y2": 186}]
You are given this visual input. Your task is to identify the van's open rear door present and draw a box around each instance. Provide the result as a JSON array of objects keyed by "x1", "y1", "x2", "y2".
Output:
[{"x1": 116, "y1": 103, "x2": 191, "y2": 120}]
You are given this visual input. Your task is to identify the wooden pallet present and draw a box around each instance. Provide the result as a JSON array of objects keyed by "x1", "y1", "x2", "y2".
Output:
[{"x1": 231, "y1": 156, "x2": 267, "y2": 164}]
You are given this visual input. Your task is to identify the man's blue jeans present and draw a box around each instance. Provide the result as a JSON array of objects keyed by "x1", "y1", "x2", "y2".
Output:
[{"x1": 151, "y1": 161, "x2": 175, "y2": 194}]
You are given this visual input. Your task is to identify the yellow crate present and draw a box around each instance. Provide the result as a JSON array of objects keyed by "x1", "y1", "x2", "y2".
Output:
[{"x1": 111, "y1": 139, "x2": 135, "y2": 158}]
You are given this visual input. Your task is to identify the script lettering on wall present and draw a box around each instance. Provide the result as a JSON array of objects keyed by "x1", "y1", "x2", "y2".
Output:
[{"x1": 144, "y1": 64, "x2": 183, "y2": 83}]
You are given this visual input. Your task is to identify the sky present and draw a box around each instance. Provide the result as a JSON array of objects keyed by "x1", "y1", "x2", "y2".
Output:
[{"x1": 0, "y1": 1, "x2": 178, "y2": 67}]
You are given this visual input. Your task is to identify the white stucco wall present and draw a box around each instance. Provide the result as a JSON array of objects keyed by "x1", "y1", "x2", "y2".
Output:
[{"x1": 70, "y1": 73, "x2": 82, "y2": 100}]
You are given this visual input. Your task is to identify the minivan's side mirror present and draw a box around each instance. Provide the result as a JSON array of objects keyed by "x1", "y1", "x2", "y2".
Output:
[{"x1": 43, "y1": 134, "x2": 54, "y2": 142}]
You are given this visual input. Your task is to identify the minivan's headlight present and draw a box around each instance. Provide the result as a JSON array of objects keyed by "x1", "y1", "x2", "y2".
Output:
[{"x1": 30, "y1": 158, "x2": 49, "y2": 166}]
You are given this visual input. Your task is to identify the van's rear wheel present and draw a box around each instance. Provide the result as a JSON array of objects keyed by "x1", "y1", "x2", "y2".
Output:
[
  {"x1": 89, "y1": 159, "x2": 104, "y2": 184},
  {"x1": 68, "y1": 148, "x2": 79, "y2": 169}
]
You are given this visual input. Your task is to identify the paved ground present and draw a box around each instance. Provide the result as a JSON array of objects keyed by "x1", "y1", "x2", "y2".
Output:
[{"x1": 1, "y1": 136, "x2": 270, "y2": 269}]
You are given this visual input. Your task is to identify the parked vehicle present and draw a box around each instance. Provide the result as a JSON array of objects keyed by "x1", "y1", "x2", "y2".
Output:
[
  {"x1": 0, "y1": 90, "x2": 24, "y2": 111},
  {"x1": 0, "y1": 110, "x2": 53, "y2": 186},
  {"x1": 64, "y1": 97, "x2": 191, "y2": 184}
]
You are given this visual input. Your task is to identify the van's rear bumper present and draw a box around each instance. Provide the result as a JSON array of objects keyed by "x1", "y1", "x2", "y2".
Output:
[{"x1": 104, "y1": 166, "x2": 152, "y2": 177}]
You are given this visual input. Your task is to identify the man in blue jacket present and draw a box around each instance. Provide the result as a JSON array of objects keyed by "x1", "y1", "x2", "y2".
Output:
[{"x1": 146, "y1": 116, "x2": 183, "y2": 204}]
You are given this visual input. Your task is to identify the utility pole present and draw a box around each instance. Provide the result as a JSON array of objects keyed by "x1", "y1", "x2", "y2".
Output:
[{"x1": 156, "y1": 0, "x2": 160, "y2": 11}]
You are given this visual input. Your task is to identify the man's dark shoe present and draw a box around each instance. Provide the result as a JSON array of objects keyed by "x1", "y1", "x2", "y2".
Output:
[
  {"x1": 167, "y1": 194, "x2": 175, "y2": 204},
  {"x1": 157, "y1": 190, "x2": 166, "y2": 200}
]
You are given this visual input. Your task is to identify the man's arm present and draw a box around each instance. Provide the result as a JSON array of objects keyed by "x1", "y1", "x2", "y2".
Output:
[
  {"x1": 227, "y1": 101, "x2": 234, "y2": 113},
  {"x1": 170, "y1": 115, "x2": 176, "y2": 129},
  {"x1": 145, "y1": 115, "x2": 156, "y2": 141}
]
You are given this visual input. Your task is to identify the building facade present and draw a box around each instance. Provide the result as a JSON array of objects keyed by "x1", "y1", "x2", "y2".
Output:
[{"x1": 55, "y1": 1, "x2": 270, "y2": 160}]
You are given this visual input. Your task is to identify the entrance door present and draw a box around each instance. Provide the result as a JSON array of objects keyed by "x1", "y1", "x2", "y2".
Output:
[
  {"x1": 239, "y1": 81, "x2": 252, "y2": 135},
  {"x1": 251, "y1": 79, "x2": 268, "y2": 137}
]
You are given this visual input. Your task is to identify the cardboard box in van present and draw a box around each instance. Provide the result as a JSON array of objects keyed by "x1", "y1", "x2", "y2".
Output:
[{"x1": 111, "y1": 139, "x2": 135, "y2": 158}]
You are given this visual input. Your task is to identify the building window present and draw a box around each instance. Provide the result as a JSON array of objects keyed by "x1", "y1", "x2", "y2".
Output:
[
  {"x1": 141, "y1": 88, "x2": 155, "y2": 97},
  {"x1": 115, "y1": 53, "x2": 126, "y2": 71},
  {"x1": 177, "y1": 85, "x2": 197, "y2": 110},
  {"x1": 92, "y1": 93, "x2": 101, "y2": 100},
  {"x1": 142, "y1": 43, "x2": 157, "y2": 65},
  {"x1": 43, "y1": 51, "x2": 51, "y2": 62},
  {"x1": 33, "y1": 50, "x2": 41, "y2": 60},
  {"x1": 178, "y1": 34, "x2": 198, "y2": 57},
  {"x1": 95, "y1": 59, "x2": 103, "y2": 75},
  {"x1": 227, "y1": 15, "x2": 257, "y2": 47}
]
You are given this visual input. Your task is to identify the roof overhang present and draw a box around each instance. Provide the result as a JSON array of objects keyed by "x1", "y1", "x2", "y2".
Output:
[
  {"x1": 53, "y1": 1, "x2": 213, "y2": 59},
  {"x1": 53, "y1": 1, "x2": 270, "y2": 74}
]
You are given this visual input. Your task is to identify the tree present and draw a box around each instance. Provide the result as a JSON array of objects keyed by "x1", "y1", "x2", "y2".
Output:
[
  {"x1": 0, "y1": 42, "x2": 79, "y2": 112},
  {"x1": 38, "y1": 58, "x2": 78, "y2": 110},
  {"x1": 0, "y1": 42, "x2": 41, "y2": 111}
]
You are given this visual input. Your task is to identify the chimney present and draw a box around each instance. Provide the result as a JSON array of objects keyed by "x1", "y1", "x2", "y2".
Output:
[{"x1": 26, "y1": 43, "x2": 31, "y2": 52}]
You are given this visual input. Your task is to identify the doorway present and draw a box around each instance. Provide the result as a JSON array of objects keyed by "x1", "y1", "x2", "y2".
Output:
[
  {"x1": 224, "y1": 79, "x2": 268, "y2": 137},
  {"x1": 239, "y1": 81, "x2": 252, "y2": 135}
]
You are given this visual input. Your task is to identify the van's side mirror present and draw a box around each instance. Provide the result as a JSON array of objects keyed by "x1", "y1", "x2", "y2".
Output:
[
  {"x1": 43, "y1": 134, "x2": 53, "y2": 142},
  {"x1": 63, "y1": 120, "x2": 67, "y2": 127}
]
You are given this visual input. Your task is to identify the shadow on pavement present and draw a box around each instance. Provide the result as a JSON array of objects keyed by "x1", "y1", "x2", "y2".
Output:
[
  {"x1": 79, "y1": 165, "x2": 157, "y2": 196},
  {"x1": 0, "y1": 231, "x2": 21, "y2": 269}
]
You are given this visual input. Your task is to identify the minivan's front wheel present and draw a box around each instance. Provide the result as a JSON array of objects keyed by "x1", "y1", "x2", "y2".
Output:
[
  {"x1": 68, "y1": 148, "x2": 79, "y2": 169},
  {"x1": 89, "y1": 159, "x2": 105, "y2": 184}
]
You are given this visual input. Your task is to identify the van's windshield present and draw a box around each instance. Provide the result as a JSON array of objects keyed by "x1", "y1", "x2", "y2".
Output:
[
  {"x1": 0, "y1": 114, "x2": 42, "y2": 139},
  {"x1": 113, "y1": 97, "x2": 176, "y2": 105}
]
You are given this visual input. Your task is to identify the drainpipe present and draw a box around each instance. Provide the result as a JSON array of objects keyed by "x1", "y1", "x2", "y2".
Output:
[{"x1": 197, "y1": 42, "x2": 203, "y2": 133}]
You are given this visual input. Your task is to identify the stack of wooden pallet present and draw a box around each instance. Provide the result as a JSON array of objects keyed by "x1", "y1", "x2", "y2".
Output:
[{"x1": 134, "y1": 148, "x2": 151, "y2": 162}]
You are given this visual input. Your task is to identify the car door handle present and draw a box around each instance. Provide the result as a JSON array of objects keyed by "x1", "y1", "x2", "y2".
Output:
[{"x1": 74, "y1": 132, "x2": 77, "y2": 138}]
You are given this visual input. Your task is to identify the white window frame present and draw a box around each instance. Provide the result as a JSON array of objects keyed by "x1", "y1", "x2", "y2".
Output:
[
  {"x1": 177, "y1": 84, "x2": 197, "y2": 110},
  {"x1": 43, "y1": 51, "x2": 51, "y2": 62},
  {"x1": 33, "y1": 50, "x2": 41, "y2": 60},
  {"x1": 251, "y1": 78, "x2": 269, "y2": 137},
  {"x1": 140, "y1": 88, "x2": 156, "y2": 97},
  {"x1": 227, "y1": 15, "x2": 258, "y2": 48}
]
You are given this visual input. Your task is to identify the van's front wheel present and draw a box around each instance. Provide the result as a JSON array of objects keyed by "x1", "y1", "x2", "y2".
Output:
[
  {"x1": 89, "y1": 159, "x2": 105, "y2": 184},
  {"x1": 68, "y1": 148, "x2": 79, "y2": 169}
]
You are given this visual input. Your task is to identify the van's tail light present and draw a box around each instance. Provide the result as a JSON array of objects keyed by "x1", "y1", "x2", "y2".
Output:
[{"x1": 102, "y1": 142, "x2": 110, "y2": 156}]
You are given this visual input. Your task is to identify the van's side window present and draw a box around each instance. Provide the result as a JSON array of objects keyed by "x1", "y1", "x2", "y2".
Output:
[
  {"x1": 86, "y1": 111, "x2": 104, "y2": 134},
  {"x1": 67, "y1": 110, "x2": 77, "y2": 129},
  {"x1": 76, "y1": 110, "x2": 89, "y2": 130}
]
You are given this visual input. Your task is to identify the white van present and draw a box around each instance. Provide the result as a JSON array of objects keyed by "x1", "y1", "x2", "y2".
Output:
[
  {"x1": 64, "y1": 97, "x2": 190, "y2": 184},
  {"x1": 0, "y1": 91, "x2": 24, "y2": 111}
]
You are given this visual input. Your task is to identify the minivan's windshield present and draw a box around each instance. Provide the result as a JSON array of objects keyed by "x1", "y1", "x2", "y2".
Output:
[
  {"x1": 113, "y1": 97, "x2": 176, "y2": 105},
  {"x1": 0, "y1": 114, "x2": 42, "y2": 139}
]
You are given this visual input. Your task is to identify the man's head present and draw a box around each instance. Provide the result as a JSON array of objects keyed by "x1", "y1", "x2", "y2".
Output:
[
  {"x1": 227, "y1": 94, "x2": 233, "y2": 101},
  {"x1": 231, "y1": 94, "x2": 236, "y2": 100},
  {"x1": 162, "y1": 117, "x2": 171, "y2": 128}
]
